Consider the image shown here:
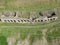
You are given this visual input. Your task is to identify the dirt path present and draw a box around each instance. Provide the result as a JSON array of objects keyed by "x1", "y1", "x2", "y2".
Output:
[
  {"x1": 41, "y1": 29, "x2": 48, "y2": 45},
  {"x1": 33, "y1": 29, "x2": 48, "y2": 45}
]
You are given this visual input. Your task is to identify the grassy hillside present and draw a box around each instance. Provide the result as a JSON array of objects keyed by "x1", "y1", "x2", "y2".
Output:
[
  {"x1": 0, "y1": 0, "x2": 60, "y2": 45},
  {"x1": 0, "y1": 0, "x2": 60, "y2": 11},
  {"x1": 0, "y1": 19, "x2": 60, "y2": 45}
]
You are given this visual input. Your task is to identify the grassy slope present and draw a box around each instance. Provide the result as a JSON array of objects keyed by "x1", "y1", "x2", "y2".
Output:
[
  {"x1": 0, "y1": 0, "x2": 60, "y2": 18},
  {"x1": 0, "y1": 19, "x2": 59, "y2": 38},
  {"x1": 0, "y1": 19, "x2": 59, "y2": 45},
  {"x1": 0, "y1": 0, "x2": 60, "y2": 11},
  {"x1": 46, "y1": 20, "x2": 60, "y2": 45},
  {"x1": 0, "y1": 0, "x2": 60, "y2": 45},
  {"x1": 0, "y1": 22, "x2": 43, "y2": 45}
]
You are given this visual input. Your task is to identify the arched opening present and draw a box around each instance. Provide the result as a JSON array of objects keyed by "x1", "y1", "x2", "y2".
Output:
[
  {"x1": 27, "y1": 20, "x2": 30, "y2": 22},
  {"x1": 45, "y1": 20, "x2": 47, "y2": 21},
  {"x1": 14, "y1": 20, "x2": 16, "y2": 22},
  {"x1": 18, "y1": 20, "x2": 20, "y2": 22},
  {"x1": 7, "y1": 20, "x2": 10, "y2": 22},
  {"x1": 4, "y1": 20, "x2": 7, "y2": 22},
  {"x1": 41, "y1": 20, "x2": 43, "y2": 22},
  {"x1": 35, "y1": 20, "x2": 37, "y2": 22},
  {"x1": 21, "y1": 20, "x2": 23, "y2": 22},
  {"x1": 51, "y1": 12, "x2": 56, "y2": 16},
  {"x1": 0, "y1": 19, "x2": 1, "y2": 21},
  {"x1": 47, "y1": 12, "x2": 56, "y2": 18},
  {"x1": 24, "y1": 20, "x2": 26, "y2": 22},
  {"x1": 14, "y1": 12, "x2": 16, "y2": 17},
  {"x1": 10, "y1": 20, "x2": 13, "y2": 22},
  {"x1": 53, "y1": 18, "x2": 55, "y2": 20},
  {"x1": 38, "y1": 20, "x2": 40, "y2": 22},
  {"x1": 2, "y1": 12, "x2": 10, "y2": 17},
  {"x1": 39, "y1": 12, "x2": 43, "y2": 16},
  {"x1": 50, "y1": 19, "x2": 52, "y2": 21}
]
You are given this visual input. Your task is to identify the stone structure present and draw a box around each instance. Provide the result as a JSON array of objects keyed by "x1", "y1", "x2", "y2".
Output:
[
  {"x1": 0, "y1": 10, "x2": 58, "y2": 23},
  {"x1": 7, "y1": 37, "x2": 16, "y2": 45}
]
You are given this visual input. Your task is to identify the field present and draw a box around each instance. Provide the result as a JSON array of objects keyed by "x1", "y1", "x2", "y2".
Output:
[
  {"x1": 0, "y1": 19, "x2": 60, "y2": 45},
  {"x1": 0, "y1": 0, "x2": 60, "y2": 45},
  {"x1": 0, "y1": 0, "x2": 60, "y2": 12}
]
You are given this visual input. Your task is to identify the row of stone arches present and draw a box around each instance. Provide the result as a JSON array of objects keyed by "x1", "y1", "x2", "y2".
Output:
[
  {"x1": 0, "y1": 16, "x2": 57, "y2": 23},
  {"x1": 34, "y1": 17, "x2": 57, "y2": 22},
  {"x1": 3, "y1": 18, "x2": 56, "y2": 23},
  {"x1": 3, "y1": 19, "x2": 30, "y2": 23}
]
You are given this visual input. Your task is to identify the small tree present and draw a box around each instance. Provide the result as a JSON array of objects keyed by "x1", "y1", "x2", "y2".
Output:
[{"x1": 0, "y1": 35, "x2": 8, "y2": 45}]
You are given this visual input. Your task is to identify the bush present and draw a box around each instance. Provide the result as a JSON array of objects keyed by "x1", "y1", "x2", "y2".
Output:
[{"x1": 0, "y1": 35, "x2": 8, "y2": 45}]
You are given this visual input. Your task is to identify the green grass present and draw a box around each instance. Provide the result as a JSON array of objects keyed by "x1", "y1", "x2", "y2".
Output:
[
  {"x1": 0, "y1": 35, "x2": 8, "y2": 45},
  {"x1": 0, "y1": 0, "x2": 60, "y2": 18},
  {"x1": 30, "y1": 31, "x2": 42, "y2": 45},
  {"x1": 0, "y1": 19, "x2": 59, "y2": 45},
  {"x1": 0, "y1": 0, "x2": 60, "y2": 12},
  {"x1": 46, "y1": 21, "x2": 60, "y2": 45},
  {"x1": 0, "y1": 0, "x2": 60, "y2": 45},
  {"x1": 0, "y1": 20, "x2": 50, "y2": 45},
  {"x1": 0, "y1": 22, "x2": 49, "y2": 26},
  {"x1": 0, "y1": 23, "x2": 42, "y2": 45}
]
